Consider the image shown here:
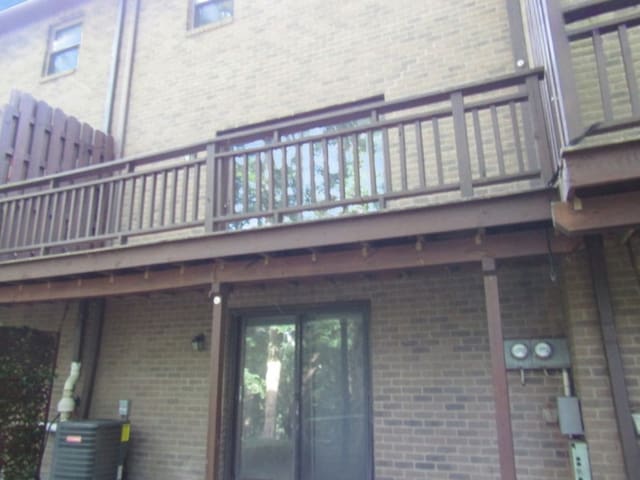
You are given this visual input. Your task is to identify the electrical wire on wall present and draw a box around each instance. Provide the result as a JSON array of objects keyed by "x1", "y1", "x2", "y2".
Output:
[{"x1": 622, "y1": 229, "x2": 640, "y2": 292}]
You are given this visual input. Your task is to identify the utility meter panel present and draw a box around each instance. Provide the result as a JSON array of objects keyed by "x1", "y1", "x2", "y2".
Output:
[
  {"x1": 504, "y1": 338, "x2": 571, "y2": 370},
  {"x1": 569, "y1": 441, "x2": 592, "y2": 480}
]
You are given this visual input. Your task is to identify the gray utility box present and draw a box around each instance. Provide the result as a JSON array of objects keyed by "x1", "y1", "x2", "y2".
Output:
[{"x1": 50, "y1": 419, "x2": 129, "y2": 480}]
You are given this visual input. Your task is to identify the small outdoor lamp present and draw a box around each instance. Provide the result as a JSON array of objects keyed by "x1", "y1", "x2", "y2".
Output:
[{"x1": 191, "y1": 333, "x2": 205, "y2": 352}]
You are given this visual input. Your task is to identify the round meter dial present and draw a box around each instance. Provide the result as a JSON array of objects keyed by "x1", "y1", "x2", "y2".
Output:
[
  {"x1": 510, "y1": 342, "x2": 529, "y2": 360},
  {"x1": 534, "y1": 341, "x2": 553, "y2": 359}
]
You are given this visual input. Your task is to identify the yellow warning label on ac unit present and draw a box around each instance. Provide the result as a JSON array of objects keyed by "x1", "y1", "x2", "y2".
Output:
[{"x1": 121, "y1": 423, "x2": 131, "y2": 442}]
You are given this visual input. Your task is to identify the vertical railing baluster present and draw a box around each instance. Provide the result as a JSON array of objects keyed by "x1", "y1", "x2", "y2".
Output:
[
  {"x1": 228, "y1": 156, "x2": 236, "y2": 216},
  {"x1": 491, "y1": 105, "x2": 505, "y2": 176},
  {"x1": 295, "y1": 144, "x2": 303, "y2": 206},
  {"x1": 432, "y1": 118, "x2": 444, "y2": 186},
  {"x1": 256, "y1": 152, "x2": 263, "y2": 211},
  {"x1": 95, "y1": 183, "x2": 105, "y2": 237},
  {"x1": 182, "y1": 165, "x2": 190, "y2": 223},
  {"x1": 242, "y1": 154, "x2": 249, "y2": 213},
  {"x1": 5, "y1": 199, "x2": 18, "y2": 247},
  {"x1": 472, "y1": 109, "x2": 486, "y2": 179},
  {"x1": 75, "y1": 187, "x2": 86, "y2": 239},
  {"x1": 268, "y1": 149, "x2": 275, "y2": 214},
  {"x1": 104, "y1": 180, "x2": 115, "y2": 234},
  {"x1": 160, "y1": 170, "x2": 168, "y2": 227},
  {"x1": 149, "y1": 172, "x2": 157, "y2": 229},
  {"x1": 338, "y1": 136, "x2": 345, "y2": 200},
  {"x1": 510, "y1": 102, "x2": 525, "y2": 173},
  {"x1": 128, "y1": 177, "x2": 137, "y2": 232},
  {"x1": 37, "y1": 194, "x2": 51, "y2": 246},
  {"x1": 382, "y1": 128, "x2": 392, "y2": 194},
  {"x1": 414, "y1": 122, "x2": 425, "y2": 189},
  {"x1": 398, "y1": 124, "x2": 407, "y2": 191},
  {"x1": 0, "y1": 202, "x2": 8, "y2": 248},
  {"x1": 138, "y1": 174, "x2": 147, "y2": 230},
  {"x1": 451, "y1": 92, "x2": 473, "y2": 197},
  {"x1": 113, "y1": 178, "x2": 125, "y2": 235},
  {"x1": 353, "y1": 134, "x2": 361, "y2": 198},
  {"x1": 49, "y1": 192, "x2": 61, "y2": 243},
  {"x1": 19, "y1": 197, "x2": 33, "y2": 247},
  {"x1": 85, "y1": 185, "x2": 97, "y2": 238},
  {"x1": 618, "y1": 24, "x2": 640, "y2": 117},
  {"x1": 367, "y1": 130, "x2": 377, "y2": 196},
  {"x1": 30, "y1": 196, "x2": 42, "y2": 246},
  {"x1": 205, "y1": 143, "x2": 216, "y2": 232},
  {"x1": 592, "y1": 29, "x2": 614, "y2": 123},
  {"x1": 322, "y1": 138, "x2": 330, "y2": 202},
  {"x1": 66, "y1": 190, "x2": 78, "y2": 240},
  {"x1": 308, "y1": 142, "x2": 316, "y2": 204},
  {"x1": 193, "y1": 161, "x2": 201, "y2": 222},
  {"x1": 281, "y1": 147, "x2": 288, "y2": 208},
  {"x1": 168, "y1": 168, "x2": 177, "y2": 225}
]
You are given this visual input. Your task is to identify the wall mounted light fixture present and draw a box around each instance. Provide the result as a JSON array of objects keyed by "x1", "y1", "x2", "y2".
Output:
[{"x1": 191, "y1": 333, "x2": 205, "y2": 352}]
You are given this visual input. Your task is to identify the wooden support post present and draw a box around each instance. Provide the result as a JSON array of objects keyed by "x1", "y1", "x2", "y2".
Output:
[
  {"x1": 482, "y1": 258, "x2": 517, "y2": 480},
  {"x1": 585, "y1": 235, "x2": 640, "y2": 479},
  {"x1": 451, "y1": 92, "x2": 473, "y2": 198},
  {"x1": 206, "y1": 283, "x2": 229, "y2": 480},
  {"x1": 204, "y1": 143, "x2": 216, "y2": 232}
]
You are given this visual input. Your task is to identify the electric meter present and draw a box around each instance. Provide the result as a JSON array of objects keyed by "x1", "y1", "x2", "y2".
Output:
[
  {"x1": 510, "y1": 342, "x2": 529, "y2": 360},
  {"x1": 534, "y1": 341, "x2": 553, "y2": 359}
]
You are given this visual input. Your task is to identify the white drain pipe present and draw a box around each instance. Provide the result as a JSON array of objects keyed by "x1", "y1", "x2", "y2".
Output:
[{"x1": 57, "y1": 362, "x2": 81, "y2": 421}]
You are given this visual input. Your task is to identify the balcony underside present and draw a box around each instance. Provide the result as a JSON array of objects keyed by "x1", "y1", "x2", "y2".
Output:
[
  {"x1": 0, "y1": 188, "x2": 573, "y2": 303},
  {"x1": 560, "y1": 139, "x2": 640, "y2": 201}
]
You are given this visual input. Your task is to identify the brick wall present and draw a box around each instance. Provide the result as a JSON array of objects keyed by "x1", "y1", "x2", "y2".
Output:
[
  {"x1": 560, "y1": 232, "x2": 640, "y2": 480},
  {"x1": 0, "y1": 0, "x2": 117, "y2": 133},
  {"x1": 125, "y1": 0, "x2": 514, "y2": 155},
  {"x1": 5, "y1": 246, "x2": 639, "y2": 480},
  {"x1": 0, "y1": 0, "x2": 516, "y2": 158},
  {"x1": 72, "y1": 258, "x2": 570, "y2": 480}
]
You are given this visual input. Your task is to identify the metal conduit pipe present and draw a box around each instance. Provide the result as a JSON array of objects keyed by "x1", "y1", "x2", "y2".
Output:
[{"x1": 103, "y1": 0, "x2": 126, "y2": 134}]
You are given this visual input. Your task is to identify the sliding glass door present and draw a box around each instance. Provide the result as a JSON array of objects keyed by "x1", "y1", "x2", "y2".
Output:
[{"x1": 235, "y1": 307, "x2": 371, "y2": 480}]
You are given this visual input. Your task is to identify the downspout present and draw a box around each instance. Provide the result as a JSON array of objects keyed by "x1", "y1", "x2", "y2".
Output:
[
  {"x1": 116, "y1": 0, "x2": 141, "y2": 157},
  {"x1": 57, "y1": 302, "x2": 89, "y2": 421},
  {"x1": 103, "y1": 0, "x2": 126, "y2": 134},
  {"x1": 79, "y1": 299, "x2": 106, "y2": 419}
]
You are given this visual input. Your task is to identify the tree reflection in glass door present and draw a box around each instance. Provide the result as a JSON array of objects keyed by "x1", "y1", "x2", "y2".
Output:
[{"x1": 235, "y1": 309, "x2": 370, "y2": 480}]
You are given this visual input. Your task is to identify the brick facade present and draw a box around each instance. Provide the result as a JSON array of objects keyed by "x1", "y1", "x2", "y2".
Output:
[
  {"x1": 1, "y1": 1, "x2": 639, "y2": 479},
  {"x1": 2, "y1": 258, "x2": 590, "y2": 480},
  {"x1": 0, "y1": 0, "x2": 516, "y2": 157}
]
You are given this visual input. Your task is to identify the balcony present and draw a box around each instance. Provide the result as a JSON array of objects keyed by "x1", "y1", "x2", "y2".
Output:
[
  {"x1": 526, "y1": 0, "x2": 640, "y2": 233},
  {"x1": 0, "y1": 69, "x2": 554, "y2": 264}
]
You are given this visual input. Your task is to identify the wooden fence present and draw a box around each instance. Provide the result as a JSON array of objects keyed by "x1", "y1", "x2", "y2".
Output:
[{"x1": 0, "y1": 90, "x2": 115, "y2": 186}]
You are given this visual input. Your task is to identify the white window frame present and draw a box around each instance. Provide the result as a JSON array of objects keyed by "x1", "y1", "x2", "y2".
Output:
[
  {"x1": 188, "y1": 0, "x2": 233, "y2": 30},
  {"x1": 44, "y1": 20, "x2": 82, "y2": 77}
]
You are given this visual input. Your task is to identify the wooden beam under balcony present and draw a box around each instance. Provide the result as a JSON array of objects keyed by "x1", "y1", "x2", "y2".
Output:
[
  {"x1": 560, "y1": 139, "x2": 640, "y2": 201},
  {"x1": 552, "y1": 191, "x2": 640, "y2": 235},
  {"x1": 0, "y1": 189, "x2": 556, "y2": 285},
  {"x1": 0, "y1": 228, "x2": 578, "y2": 304}
]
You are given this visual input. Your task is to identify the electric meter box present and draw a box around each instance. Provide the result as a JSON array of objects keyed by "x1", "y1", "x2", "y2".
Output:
[{"x1": 50, "y1": 419, "x2": 130, "y2": 480}]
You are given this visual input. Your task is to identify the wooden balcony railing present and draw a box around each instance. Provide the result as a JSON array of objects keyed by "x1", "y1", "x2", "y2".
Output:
[
  {"x1": 527, "y1": 0, "x2": 640, "y2": 146},
  {"x1": 0, "y1": 70, "x2": 552, "y2": 259}
]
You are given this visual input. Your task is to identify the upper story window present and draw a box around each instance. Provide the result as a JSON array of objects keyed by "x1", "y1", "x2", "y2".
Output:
[
  {"x1": 191, "y1": 0, "x2": 233, "y2": 29},
  {"x1": 45, "y1": 22, "x2": 82, "y2": 76}
]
